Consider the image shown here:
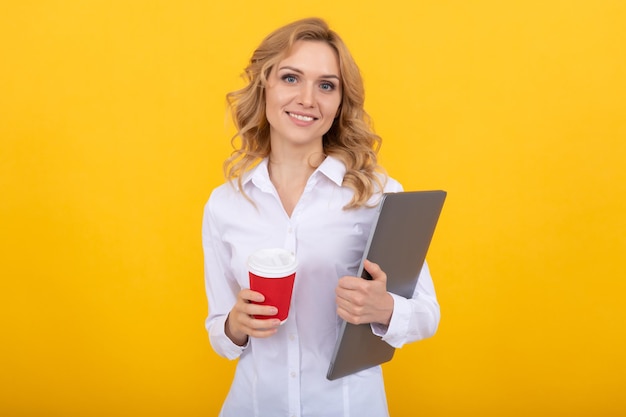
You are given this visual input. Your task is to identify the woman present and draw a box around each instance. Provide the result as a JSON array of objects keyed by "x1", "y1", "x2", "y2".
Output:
[{"x1": 202, "y1": 17, "x2": 440, "y2": 417}]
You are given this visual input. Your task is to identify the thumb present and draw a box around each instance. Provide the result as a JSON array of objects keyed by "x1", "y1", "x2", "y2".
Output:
[{"x1": 363, "y1": 259, "x2": 386, "y2": 282}]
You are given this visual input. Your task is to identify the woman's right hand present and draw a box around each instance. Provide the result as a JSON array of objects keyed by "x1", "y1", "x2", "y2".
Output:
[{"x1": 225, "y1": 289, "x2": 281, "y2": 346}]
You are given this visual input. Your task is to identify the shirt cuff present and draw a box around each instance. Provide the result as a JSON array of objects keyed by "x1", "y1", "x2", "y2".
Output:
[
  {"x1": 371, "y1": 293, "x2": 410, "y2": 348},
  {"x1": 209, "y1": 315, "x2": 249, "y2": 360}
]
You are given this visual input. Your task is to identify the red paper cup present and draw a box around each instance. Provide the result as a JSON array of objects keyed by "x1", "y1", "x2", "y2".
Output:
[{"x1": 248, "y1": 248, "x2": 297, "y2": 324}]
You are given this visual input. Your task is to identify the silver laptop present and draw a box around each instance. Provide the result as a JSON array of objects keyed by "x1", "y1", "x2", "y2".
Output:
[{"x1": 327, "y1": 190, "x2": 447, "y2": 380}]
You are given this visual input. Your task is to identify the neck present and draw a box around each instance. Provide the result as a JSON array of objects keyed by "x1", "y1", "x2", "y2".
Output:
[
  {"x1": 267, "y1": 150, "x2": 326, "y2": 185},
  {"x1": 267, "y1": 151, "x2": 326, "y2": 217}
]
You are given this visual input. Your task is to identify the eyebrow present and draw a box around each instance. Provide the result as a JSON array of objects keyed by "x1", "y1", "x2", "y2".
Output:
[{"x1": 278, "y1": 65, "x2": 341, "y2": 80}]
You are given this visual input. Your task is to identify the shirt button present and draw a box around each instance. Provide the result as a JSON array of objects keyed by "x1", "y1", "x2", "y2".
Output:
[
  {"x1": 289, "y1": 334, "x2": 296, "y2": 341},
  {"x1": 288, "y1": 227, "x2": 293, "y2": 233},
  {"x1": 290, "y1": 371, "x2": 297, "y2": 378}
]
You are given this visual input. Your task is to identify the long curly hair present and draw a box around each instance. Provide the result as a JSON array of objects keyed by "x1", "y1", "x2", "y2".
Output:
[{"x1": 224, "y1": 17, "x2": 385, "y2": 209}]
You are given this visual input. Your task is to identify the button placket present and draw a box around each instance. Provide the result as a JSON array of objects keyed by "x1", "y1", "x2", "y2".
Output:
[
  {"x1": 284, "y1": 217, "x2": 297, "y2": 254},
  {"x1": 284, "y1": 318, "x2": 301, "y2": 417}
]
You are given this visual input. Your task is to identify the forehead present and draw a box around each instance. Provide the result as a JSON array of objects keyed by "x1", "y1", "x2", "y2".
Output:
[{"x1": 277, "y1": 40, "x2": 341, "y2": 76}]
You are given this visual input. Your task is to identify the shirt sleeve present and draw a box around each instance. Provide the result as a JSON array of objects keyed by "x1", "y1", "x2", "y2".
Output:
[
  {"x1": 371, "y1": 261, "x2": 440, "y2": 347},
  {"x1": 202, "y1": 194, "x2": 249, "y2": 359}
]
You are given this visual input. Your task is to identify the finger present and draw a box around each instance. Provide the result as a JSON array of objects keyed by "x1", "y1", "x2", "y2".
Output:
[
  {"x1": 232, "y1": 310, "x2": 281, "y2": 337},
  {"x1": 242, "y1": 309, "x2": 281, "y2": 337},
  {"x1": 335, "y1": 284, "x2": 357, "y2": 307},
  {"x1": 249, "y1": 328, "x2": 279, "y2": 338},
  {"x1": 337, "y1": 276, "x2": 365, "y2": 291},
  {"x1": 336, "y1": 305, "x2": 351, "y2": 323},
  {"x1": 364, "y1": 259, "x2": 386, "y2": 282},
  {"x1": 247, "y1": 316, "x2": 281, "y2": 331},
  {"x1": 335, "y1": 293, "x2": 350, "y2": 310},
  {"x1": 245, "y1": 303, "x2": 279, "y2": 318},
  {"x1": 240, "y1": 288, "x2": 266, "y2": 303},
  {"x1": 336, "y1": 305, "x2": 366, "y2": 326}
]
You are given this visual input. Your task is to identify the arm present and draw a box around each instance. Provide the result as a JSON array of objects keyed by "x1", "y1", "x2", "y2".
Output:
[
  {"x1": 202, "y1": 199, "x2": 246, "y2": 359},
  {"x1": 202, "y1": 198, "x2": 281, "y2": 359}
]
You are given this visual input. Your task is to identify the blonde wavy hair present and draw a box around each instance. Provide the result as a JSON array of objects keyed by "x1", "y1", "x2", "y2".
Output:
[{"x1": 224, "y1": 17, "x2": 385, "y2": 209}]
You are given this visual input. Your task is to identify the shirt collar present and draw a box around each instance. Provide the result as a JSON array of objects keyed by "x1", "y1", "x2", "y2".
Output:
[
  {"x1": 315, "y1": 155, "x2": 346, "y2": 186},
  {"x1": 240, "y1": 159, "x2": 271, "y2": 191},
  {"x1": 240, "y1": 155, "x2": 346, "y2": 190},
  {"x1": 241, "y1": 156, "x2": 347, "y2": 189}
]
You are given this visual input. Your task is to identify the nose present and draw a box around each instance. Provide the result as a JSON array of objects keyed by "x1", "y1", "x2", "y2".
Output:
[{"x1": 298, "y1": 83, "x2": 315, "y2": 107}]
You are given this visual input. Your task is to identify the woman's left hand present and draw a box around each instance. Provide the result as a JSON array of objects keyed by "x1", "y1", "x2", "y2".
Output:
[{"x1": 335, "y1": 259, "x2": 394, "y2": 326}]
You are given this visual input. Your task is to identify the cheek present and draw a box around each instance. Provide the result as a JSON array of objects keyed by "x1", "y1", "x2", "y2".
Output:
[
  {"x1": 265, "y1": 82, "x2": 285, "y2": 105},
  {"x1": 265, "y1": 88, "x2": 278, "y2": 111},
  {"x1": 264, "y1": 90, "x2": 284, "y2": 126},
  {"x1": 323, "y1": 98, "x2": 342, "y2": 121}
]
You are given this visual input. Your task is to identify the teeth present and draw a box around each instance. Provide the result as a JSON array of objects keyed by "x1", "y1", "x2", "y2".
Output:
[{"x1": 289, "y1": 112, "x2": 314, "y2": 122}]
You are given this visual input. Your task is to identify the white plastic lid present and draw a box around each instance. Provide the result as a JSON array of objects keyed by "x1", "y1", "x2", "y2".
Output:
[{"x1": 247, "y1": 248, "x2": 298, "y2": 278}]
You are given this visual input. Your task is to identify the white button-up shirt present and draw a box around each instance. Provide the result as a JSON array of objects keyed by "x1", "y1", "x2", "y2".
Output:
[{"x1": 202, "y1": 156, "x2": 440, "y2": 417}]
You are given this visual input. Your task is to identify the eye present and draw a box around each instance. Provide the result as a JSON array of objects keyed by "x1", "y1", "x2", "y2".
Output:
[
  {"x1": 320, "y1": 81, "x2": 335, "y2": 91},
  {"x1": 281, "y1": 74, "x2": 298, "y2": 84}
]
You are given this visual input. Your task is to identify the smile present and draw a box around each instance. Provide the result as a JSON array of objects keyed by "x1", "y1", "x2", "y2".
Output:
[{"x1": 288, "y1": 112, "x2": 315, "y2": 122}]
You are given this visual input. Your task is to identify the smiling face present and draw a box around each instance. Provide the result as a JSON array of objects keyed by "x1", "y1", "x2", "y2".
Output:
[{"x1": 265, "y1": 40, "x2": 342, "y2": 153}]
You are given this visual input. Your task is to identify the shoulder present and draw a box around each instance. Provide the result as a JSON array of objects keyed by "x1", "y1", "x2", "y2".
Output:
[
  {"x1": 362, "y1": 174, "x2": 403, "y2": 206},
  {"x1": 382, "y1": 175, "x2": 403, "y2": 193},
  {"x1": 208, "y1": 181, "x2": 236, "y2": 201},
  {"x1": 204, "y1": 181, "x2": 242, "y2": 215}
]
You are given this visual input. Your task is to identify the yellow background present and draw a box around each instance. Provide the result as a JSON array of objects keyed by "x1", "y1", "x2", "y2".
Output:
[{"x1": 1, "y1": 1, "x2": 625, "y2": 416}]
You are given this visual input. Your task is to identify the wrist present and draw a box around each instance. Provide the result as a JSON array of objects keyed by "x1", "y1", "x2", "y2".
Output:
[
  {"x1": 379, "y1": 293, "x2": 394, "y2": 326},
  {"x1": 225, "y1": 314, "x2": 248, "y2": 346}
]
